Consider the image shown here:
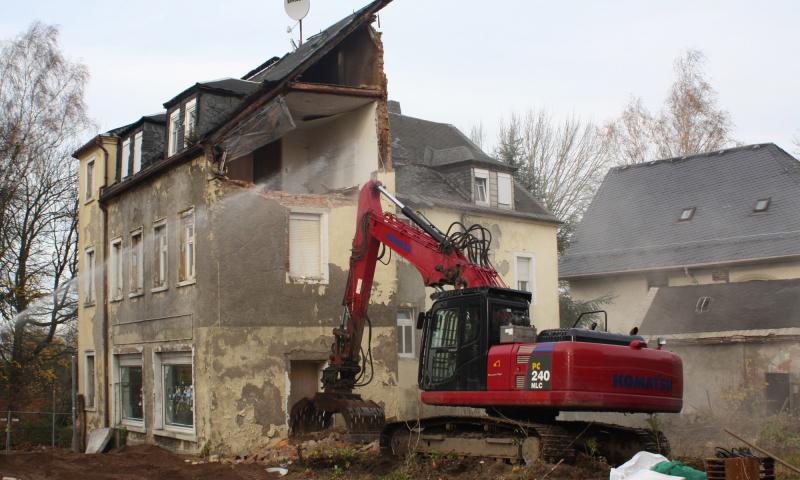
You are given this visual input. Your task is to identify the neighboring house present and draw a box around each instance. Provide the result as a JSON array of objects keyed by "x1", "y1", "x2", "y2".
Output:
[
  {"x1": 73, "y1": 0, "x2": 560, "y2": 455},
  {"x1": 560, "y1": 143, "x2": 800, "y2": 415}
]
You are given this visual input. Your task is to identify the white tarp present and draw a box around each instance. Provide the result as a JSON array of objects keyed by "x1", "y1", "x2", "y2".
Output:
[{"x1": 609, "y1": 451, "x2": 682, "y2": 480}]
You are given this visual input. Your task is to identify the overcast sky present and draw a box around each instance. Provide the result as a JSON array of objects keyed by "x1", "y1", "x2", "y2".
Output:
[{"x1": 2, "y1": 0, "x2": 798, "y2": 155}]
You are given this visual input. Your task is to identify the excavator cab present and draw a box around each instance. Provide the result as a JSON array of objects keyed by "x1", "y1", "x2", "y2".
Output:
[{"x1": 418, "y1": 287, "x2": 532, "y2": 392}]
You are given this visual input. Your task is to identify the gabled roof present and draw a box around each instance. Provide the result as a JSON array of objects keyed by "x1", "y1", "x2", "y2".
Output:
[
  {"x1": 390, "y1": 112, "x2": 513, "y2": 171},
  {"x1": 640, "y1": 279, "x2": 800, "y2": 335},
  {"x1": 73, "y1": 113, "x2": 166, "y2": 157},
  {"x1": 163, "y1": 78, "x2": 260, "y2": 109},
  {"x1": 560, "y1": 143, "x2": 800, "y2": 278}
]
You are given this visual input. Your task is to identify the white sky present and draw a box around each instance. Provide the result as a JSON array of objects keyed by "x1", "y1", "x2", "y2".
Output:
[{"x1": 2, "y1": 0, "x2": 798, "y2": 154}]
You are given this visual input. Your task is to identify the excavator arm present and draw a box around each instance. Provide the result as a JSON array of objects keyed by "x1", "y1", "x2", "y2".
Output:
[{"x1": 291, "y1": 179, "x2": 502, "y2": 438}]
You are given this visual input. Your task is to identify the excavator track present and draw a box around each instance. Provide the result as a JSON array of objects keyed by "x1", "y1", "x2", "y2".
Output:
[{"x1": 380, "y1": 416, "x2": 669, "y2": 465}]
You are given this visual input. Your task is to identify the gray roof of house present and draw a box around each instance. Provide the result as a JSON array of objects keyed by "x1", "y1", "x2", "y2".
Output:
[
  {"x1": 640, "y1": 279, "x2": 800, "y2": 335},
  {"x1": 390, "y1": 112, "x2": 513, "y2": 170},
  {"x1": 560, "y1": 143, "x2": 800, "y2": 278},
  {"x1": 163, "y1": 78, "x2": 260, "y2": 108}
]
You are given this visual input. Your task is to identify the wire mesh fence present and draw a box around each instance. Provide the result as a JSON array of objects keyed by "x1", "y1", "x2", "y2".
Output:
[{"x1": 1, "y1": 410, "x2": 73, "y2": 451}]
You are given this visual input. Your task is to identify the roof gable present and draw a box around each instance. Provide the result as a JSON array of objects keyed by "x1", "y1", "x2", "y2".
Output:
[{"x1": 560, "y1": 143, "x2": 800, "y2": 277}]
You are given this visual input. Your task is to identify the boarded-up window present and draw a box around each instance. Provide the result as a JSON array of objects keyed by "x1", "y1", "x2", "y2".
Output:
[
  {"x1": 497, "y1": 173, "x2": 512, "y2": 208},
  {"x1": 84, "y1": 248, "x2": 95, "y2": 304},
  {"x1": 121, "y1": 139, "x2": 130, "y2": 179},
  {"x1": 153, "y1": 221, "x2": 168, "y2": 289},
  {"x1": 133, "y1": 131, "x2": 143, "y2": 174},
  {"x1": 179, "y1": 209, "x2": 195, "y2": 283},
  {"x1": 515, "y1": 254, "x2": 535, "y2": 303},
  {"x1": 85, "y1": 353, "x2": 95, "y2": 408},
  {"x1": 130, "y1": 229, "x2": 144, "y2": 294},
  {"x1": 110, "y1": 238, "x2": 123, "y2": 300},
  {"x1": 85, "y1": 159, "x2": 95, "y2": 201},
  {"x1": 289, "y1": 212, "x2": 328, "y2": 282}
]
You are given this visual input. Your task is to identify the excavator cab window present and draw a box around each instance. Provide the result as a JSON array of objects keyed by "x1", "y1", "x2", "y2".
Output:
[{"x1": 489, "y1": 303, "x2": 530, "y2": 345}]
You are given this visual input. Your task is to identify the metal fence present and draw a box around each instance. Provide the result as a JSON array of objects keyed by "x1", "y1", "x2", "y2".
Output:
[{"x1": 1, "y1": 410, "x2": 73, "y2": 451}]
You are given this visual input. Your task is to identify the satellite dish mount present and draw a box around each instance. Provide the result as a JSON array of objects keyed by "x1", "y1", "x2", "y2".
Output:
[{"x1": 285, "y1": 0, "x2": 310, "y2": 45}]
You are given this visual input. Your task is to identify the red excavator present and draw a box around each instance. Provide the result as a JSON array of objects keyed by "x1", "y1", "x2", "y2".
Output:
[{"x1": 290, "y1": 179, "x2": 682, "y2": 463}]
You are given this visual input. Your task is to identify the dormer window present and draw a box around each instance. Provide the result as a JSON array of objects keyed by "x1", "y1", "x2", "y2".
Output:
[
  {"x1": 473, "y1": 168, "x2": 489, "y2": 206},
  {"x1": 184, "y1": 98, "x2": 197, "y2": 147},
  {"x1": 753, "y1": 198, "x2": 770, "y2": 213},
  {"x1": 121, "y1": 138, "x2": 131, "y2": 179},
  {"x1": 497, "y1": 172, "x2": 512, "y2": 209},
  {"x1": 678, "y1": 207, "x2": 695, "y2": 221},
  {"x1": 133, "y1": 131, "x2": 142, "y2": 174},
  {"x1": 168, "y1": 109, "x2": 181, "y2": 156}
]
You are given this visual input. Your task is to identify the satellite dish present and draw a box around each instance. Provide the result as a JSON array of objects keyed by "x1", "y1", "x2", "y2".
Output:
[{"x1": 285, "y1": 0, "x2": 310, "y2": 21}]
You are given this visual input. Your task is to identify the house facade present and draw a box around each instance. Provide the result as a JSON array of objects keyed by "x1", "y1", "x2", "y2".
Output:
[
  {"x1": 74, "y1": 0, "x2": 560, "y2": 455},
  {"x1": 560, "y1": 143, "x2": 800, "y2": 415}
]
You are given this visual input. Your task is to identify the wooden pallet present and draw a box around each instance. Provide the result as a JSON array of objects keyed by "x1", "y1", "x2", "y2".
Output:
[{"x1": 705, "y1": 457, "x2": 775, "y2": 480}]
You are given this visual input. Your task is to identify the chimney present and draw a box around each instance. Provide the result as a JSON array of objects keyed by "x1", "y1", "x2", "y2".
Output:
[{"x1": 387, "y1": 100, "x2": 401, "y2": 115}]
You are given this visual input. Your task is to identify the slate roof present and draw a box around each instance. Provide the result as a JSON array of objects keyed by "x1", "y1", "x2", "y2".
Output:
[
  {"x1": 163, "y1": 78, "x2": 260, "y2": 109},
  {"x1": 639, "y1": 279, "x2": 800, "y2": 335},
  {"x1": 391, "y1": 112, "x2": 558, "y2": 223},
  {"x1": 390, "y1": 112, "x2": 513, "y2": 170},
  {"x1": 560, "y1": 143, "x2": 800, "y2": 278}
]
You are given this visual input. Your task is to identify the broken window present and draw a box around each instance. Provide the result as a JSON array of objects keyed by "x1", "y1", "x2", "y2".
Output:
[
  {"x1": 110, "y1": 238, "x2": 123, "y2": 301},
  {"x1": 85, "y1": 352, "x2": 95, "y2": 409},
  {"x1": 153, "y1": 220, "x2": 168, "y2": 290},
  {"x1": 473, "y1": 169, "x2": 489, "y2": 206},
  {"x1": 168, "y1": 109, "x2": 181, "y2": 156},
  {"x1": 397, "y1": 308, "x2": 414, "y2": 358},
  {"x1": 184, "y1": 98, "x2": 197, "y2": 147},
  {"x1": 84, "y1": 247, "x2": 95, "y2": 305},
  {"x1": 497, "y1": 172, "x2": 512, "y2": 208},
  {"x1": 133, "y1": 131, "x2": 143, "y2": 174},
  {"x1": 118, "y1": 354, "x2": 143, "y2": 424},
  {"x1": 130, "y1": 229, "x2": 144, "y2": 295},
  {"x1": 178, "y1": 209, "x2": 195, "y2": 284},
  {"x1": 85, "y1": 158, "x2": 95, "y2": 201},
  {"x1": 288, "y1": 211, "x2": 328, "y2": 283}
]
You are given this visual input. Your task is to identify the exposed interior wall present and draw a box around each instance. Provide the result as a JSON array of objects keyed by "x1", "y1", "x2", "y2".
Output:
[
  {"x1": 281, "y1": 102, "x2": 379, "y2": 194},
  {"x1": 298, "y1": 26, "x2": 382, "y2": 88}
]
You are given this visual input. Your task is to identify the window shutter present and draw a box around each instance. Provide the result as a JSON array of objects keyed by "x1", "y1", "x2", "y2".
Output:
[
  {"x1": 498, "y1": 173, "x2": 512, "y2": 207},
  {"x1": 289, "y1": 213, "x2": 321, "y2": 278},
  {"x1": 133, "y1": 132, "x2": 143, "y2": 173}
]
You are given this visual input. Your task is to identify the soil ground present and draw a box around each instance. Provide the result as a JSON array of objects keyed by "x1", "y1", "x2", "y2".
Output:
[{"x1": 0, "y1": 444, "x2": 616, "y2": 480}]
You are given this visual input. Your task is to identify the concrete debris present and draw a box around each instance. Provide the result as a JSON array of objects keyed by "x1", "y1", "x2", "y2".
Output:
[{"x1": 85, "y1": 428, "x2": 113, "y2": 454}]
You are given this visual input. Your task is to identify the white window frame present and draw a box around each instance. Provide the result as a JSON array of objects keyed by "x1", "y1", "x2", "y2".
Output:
[
  {"x1": 85, "y1": 157, "x2": 95, "y2": 202},
  {"x1": 514, "y1": 253, "x2": 536, "y2": 303},
  {"x1": 84, "y1": 247, "x2": 95, "y2": 305},
  {"x1": 184, "y1": 98, "x2": 197, "y2": 147},
  {"x1": 178, "y1": 208, "x2": 196, "y2": 285},
  {"x1": 133, "y1": 131, "x2": 143, "y2": 174},
  {"x1": 113, "y1": 353, "x2": 145, "y2": 430},
  {"x1": 287, "y1": 210, "x2": 329, "y2": 284},
  {"x1": 153, "y1": 219, "x2": 168, "y2": 291},
  {"x1": 153, "y1": 349, "x2": 195, "y2": 438},
  {"x1": 168, "y1": 109, "x2": 181, "y2": 156},
  {"x1": 497, "y1": 172, "x2": 512, "y2": 208},
  {"x1": 129, "y1": 228, "x2": 144, "y2": 297},
  {"x1": 121, "y1": 138, "x2": 130, "y2": 180},
  {"x1": 110, "y1": 237, "x2": 123, "y2": 301},
  {"x1": 84, "y1": 351, "x2": 96, "y2": 410},
  {"x1": 397, "y1": 308, "x2": 415, "y2": 358},
  {"x1": 473, "y1": 168, "x2": 489, "y2": 206}
]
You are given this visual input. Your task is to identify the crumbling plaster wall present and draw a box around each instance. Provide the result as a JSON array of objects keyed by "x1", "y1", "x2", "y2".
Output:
[
  {"x1": 193, "y1": 172, "x2": 400, "y2": 454},
  {"x1": 392, "y1": 206, "x2": 560, "y2": 420},
  {"x1": 76, "y1": 137, "x2": 118, "y2": 433}
]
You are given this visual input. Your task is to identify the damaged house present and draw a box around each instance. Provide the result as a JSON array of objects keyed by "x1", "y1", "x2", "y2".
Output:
[
  {"x1": 73, "y1": 0, "x2": 560, "y2": 454},
  {"x1": 560, "y1": 143, "x2": 800, "y2": 416}
]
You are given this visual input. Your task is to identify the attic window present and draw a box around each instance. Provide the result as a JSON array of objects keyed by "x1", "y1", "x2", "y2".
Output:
[
  {"x1": 678, "y1": 207, "x2": 695, "y2": 221},
  {"x1": 473, "y1": 169, "x2": 489, "y2": 206},
  {"x1": 754, "y1": 198, "x2": 770, "y2": 213},
  {"x1": 695, "y1": 296, "x2": 712, "y2": 313}
]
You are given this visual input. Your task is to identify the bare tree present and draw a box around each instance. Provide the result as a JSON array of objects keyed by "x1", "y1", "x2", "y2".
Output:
[
  {"x1": 0, "y1": 22, "x2": 90, "y2": 410},
  {"x1": 495, "y1": 109, "x2": 609, "y2": 251},
  {"x1": 468, "y1": 121, "x2": 486, "y2": 150},
  {"x1": 793, "y1": 134, "x2": 800, "y2": 156},
  {"x1": 605, "y1": 50, "x2": 736, "y2": 165}
]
